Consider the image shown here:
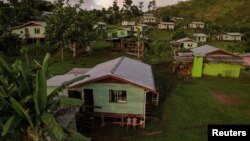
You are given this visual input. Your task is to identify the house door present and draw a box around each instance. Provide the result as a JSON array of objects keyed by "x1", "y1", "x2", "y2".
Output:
[
  {"x1": 84, "y1": 89, "x2": 94, "y2": 112},
  {"x1": 25, "y1": 28, "x2": 29, "y2": 38}
]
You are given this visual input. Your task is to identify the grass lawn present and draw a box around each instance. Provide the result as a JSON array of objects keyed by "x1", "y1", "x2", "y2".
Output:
[
  {"x1": 90, "y1": 69, "x2": 250, "y2": 141},
  {"x1": 148, "y1": 29, "x2": 173, "y2": 42},
  {"x1": 48, "y1": 48, "x2": 125, "y2": 75},
  {"x1": 207, "y1": 40, "x2": 246, "y2": 53}
]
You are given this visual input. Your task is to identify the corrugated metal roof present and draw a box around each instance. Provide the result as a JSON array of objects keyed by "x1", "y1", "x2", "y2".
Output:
[
  {"x1": 47, "y1": 74, "x2": 82, "y2": 87},
  {"x1": 191, "y1": 45, "x2": 219, "y2": 55},
  {"x1": 10, "y1": 21, "x2": 47, "y2": 30},
  {"x1": 226, "y1": 32, "x2": 243, "y2": 36},
  {"x1": 70, "y1": 57, "x2": 156, "y2": 92},
  {"x1": 193, "y1": 33, "x2": 208, "y2": 37},
  {"x1": 175, "y1": 37, "x2": 197, "y2": 43},
  {"x1": 240, "y1": 53, "x2": 250, "y2": 57},
  {"x1": 191, "y1": 21, "x2": 204, "y2": 24},
  {"x1": 160, "y1": 22, "x2": 175, "y2": 25},
  {"x1": 66, "y1": 68, "x2": 91, "y2": 74}
]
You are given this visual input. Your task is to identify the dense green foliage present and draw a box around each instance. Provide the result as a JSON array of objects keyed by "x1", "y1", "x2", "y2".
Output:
[
  {"x1": 0, "y1": 32, "x2": 21, "y2": 55},
  {"x1": 0, "y1": 53, "x2": 89, "y2": 141}
]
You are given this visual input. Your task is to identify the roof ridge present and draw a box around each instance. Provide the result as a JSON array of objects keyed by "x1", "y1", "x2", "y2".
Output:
[{"x1": 109, "y1": 57, "x2": 125, "y2": 74}]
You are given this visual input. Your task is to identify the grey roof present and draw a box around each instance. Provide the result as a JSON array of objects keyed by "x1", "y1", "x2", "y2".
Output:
[
  {"x1": 240, "y1": 53, "x2": 250, "y2": 57},
  {"x1": 175, "y1": 37, "x2": 197, "y2": 43},
  {"x1": 160, "y1": 22, "x2": 175, "y2": 25},
  {"x1": 193, "y1": 33, "x2": 208, "y2": 37},
  {"x1": 11, "y1": 21, "x2": 47, "y2": 30},
  {"x1": 97, "y1": 22, "x2": 107, "y2": 25},
  {"x1": 191, "y1": 21, "x2": 205, "y2": 24},
  {"x1": 70, "y1": 57, "x2": 156, "y2": 92},
  {"x1": 66, "y1": 68, "x2": 91, "y2": 74},
  {"x1": 226, "y1": 32, "x2": 243, "y2": 36},
  {"x1": 47, "y1": 74, "x2": 82, "y2": 87},
  {"x1": 191, "y1": 45, "x2": 219, "y2": 55},
  {"x1": 47, "y1": 68, "x2": 90, "y2": 87}
]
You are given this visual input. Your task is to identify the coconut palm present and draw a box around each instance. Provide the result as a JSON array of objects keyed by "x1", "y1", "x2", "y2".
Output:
[{"x1": 0, "y1": 53, "x2": 90, "y2": 141}]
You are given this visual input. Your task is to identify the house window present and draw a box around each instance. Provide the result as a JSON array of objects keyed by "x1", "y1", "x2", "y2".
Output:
[
  {"x1": 34, "y1": 28, "x2": 40, "y2": 34},
  {"x1": 68, "y1": 90, "x2": 82, "y2": 99},
  {"x1": 20, "y1": 31, "x2": 23, "y2": 34},
  {"x1": 188, "y1": 43, "x2": 193, "y2": 47},
  {"x1": 109, "y1": 90, "x2": 127, "y2": 103}
]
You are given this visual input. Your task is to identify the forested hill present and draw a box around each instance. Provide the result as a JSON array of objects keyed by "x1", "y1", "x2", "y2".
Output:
[{"x1": 159, "y1": 0, "x2": 250, "y2": 26}]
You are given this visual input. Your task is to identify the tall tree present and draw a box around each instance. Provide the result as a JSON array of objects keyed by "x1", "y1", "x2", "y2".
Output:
[
  {"x1": 148, "y1": 1, "x2": 152, "y2": 11},
  {"x1": 152, "y1": 0, "x2": 156, "y2": 10},
  {"x1": 138, "y1": 1, "x2": 144, "y2": 13},
  {"x1": 46, "y1": 0, "x2": 96, "y2": 60},
  {"x1": 123, "y1": 0, "x2": 133, "y2": 11}
]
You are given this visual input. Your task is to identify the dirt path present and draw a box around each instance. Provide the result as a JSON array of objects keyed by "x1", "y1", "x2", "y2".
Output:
[{"x1": 210, "y1": 91, "x2": 243, "y2": 105}]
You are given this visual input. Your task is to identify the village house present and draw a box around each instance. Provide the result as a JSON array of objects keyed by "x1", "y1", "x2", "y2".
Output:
[
  {"x1": 48, "y1": 57, "x2": 158, "y2": 128},
  {"x1": 240, "y1": 53, "x2": 250, "y2": 67},
  {"x1": 141, "y1": 13, "x2": 156, "y2": 23},
  {"x1": 174, "y1": 45, "x2": 243, "y2": 78},
  {"x1": 106, "y1": 28, "x2": 145, "y2": 53},
  {"x1": 122, "y1": 21, "x2": 136, "y2": 26},
  {"x1": 171, "y1": 37, "x2": 198, "y2": 50},
  {"x1": 193, "y1": 33, "x2": 208, "y2": 44},
  {"x1": 189, "y1": 21, "x2": 205, "y2": 29},
  {"x1": 10, "y1": 21, "x2": 46, "y2": 43},
  {"x1": 133, "y1": 24, "x2": 149, "y2": 33},
  {"x1": 107, "y1": 28, "x2": 132, "y2": 39},
  {"x1": 158, "y1": 22, "x2": 175, "y2": 31},
  {"x1": 170, "y1": 17, "x2": 184, "y2": 22},
  {"x1": 93, "y1": 22, "x2": 107, "y2": 31},
  {"x1": 215, "y1": 32, "x2": 243, "y2": 41}
]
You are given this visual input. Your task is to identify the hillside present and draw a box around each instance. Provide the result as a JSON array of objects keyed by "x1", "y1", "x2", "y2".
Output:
[{"x1": 159, "y1": 0, "x2": 250, "y2": 27}]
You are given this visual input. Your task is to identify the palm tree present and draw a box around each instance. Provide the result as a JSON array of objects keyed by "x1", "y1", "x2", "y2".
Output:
[{"x1": 0, "y1": 53, "x2": 90, "y2": 141}]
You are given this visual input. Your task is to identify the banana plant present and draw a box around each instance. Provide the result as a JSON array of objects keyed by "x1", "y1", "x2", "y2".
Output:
[{"x1": 0, "y1": 53, "x2": 90, "y2": 141}]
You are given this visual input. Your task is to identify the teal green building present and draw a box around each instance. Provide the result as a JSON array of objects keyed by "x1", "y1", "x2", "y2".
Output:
[{"x1": 48, "y1": 57, "x2": 158, "y2": 128}]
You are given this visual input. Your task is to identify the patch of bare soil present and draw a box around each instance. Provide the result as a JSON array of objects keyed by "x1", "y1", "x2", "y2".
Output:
[
  {"x1": 211, "y1": 91, "x2": 243, "y2": 105},
  {"x1": 245, "y1": 110, "x2": 250, "y2": 117}
]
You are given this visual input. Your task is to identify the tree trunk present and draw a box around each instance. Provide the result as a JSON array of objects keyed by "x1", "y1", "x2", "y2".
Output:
[
  {"x1": 25, "y1": 53, "x2": 30, "y2": 66},
  {"x1": 61, "y1": 47, "x2": 64, "y2": 61}
]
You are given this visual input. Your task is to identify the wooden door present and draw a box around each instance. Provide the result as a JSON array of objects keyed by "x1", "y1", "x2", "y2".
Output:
[{"x1": 84, "y1": 89, "x2": 94, "y2": 112}]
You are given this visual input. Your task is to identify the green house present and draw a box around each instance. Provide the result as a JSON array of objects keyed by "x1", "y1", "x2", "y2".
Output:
[
  {"x1": 48, "y1": 57, "x2": 158, "y2": 127},
  {"x1": 10, "y1": 21, "x2": 46, "y2": 43},
  {"x1": 107, "y1": 28, "x2": 131, "y2": 39},
  {"x1": 191, "y1": 45, "x2": 243, "y2": 78},
  {"x1": 174, "y1": 45, "x2": 243, "y2": 78}
]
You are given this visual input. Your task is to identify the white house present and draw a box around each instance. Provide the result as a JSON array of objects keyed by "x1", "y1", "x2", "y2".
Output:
[
  {"x1": 216, "y1": 32, "x2": 243, "y2": 41},
  {"x1": 189, "y1": 22, "x2": 205, "y2": 29},
  {"x1": 142, "y1": 14, "x2": 156, "y2": 23},
  {"x1": 158, "y1": 22, "x2": 175, "y2": 30},
  {"x1": 171, "y1": 37, "x2": 198, "y2": 49},
  {"x1": 122, "y1": 21, "x2": 136, "y2": 26},
  {"x1": 193, "y1": 33, "x2": 208, "y2": 44}
]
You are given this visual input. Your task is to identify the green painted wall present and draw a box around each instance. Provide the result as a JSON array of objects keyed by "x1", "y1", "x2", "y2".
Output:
[
  {"x1": 116, "y1": 30, "x2": 129, "y2": 38},
  {"x1": 12, "y1": 26, "x2": 46, "y2": 39},
  {"x1": 192, "y1": 56, "x2": 204, "y2": 77},
  {"x1": 107, "y1": 30, "x2": 129, "y2": 38},
  {"x1": 203, "y1": 63, "x2": 241, "y2": 78},
  {"x1": 81, "y1": 83, "x2": 145, "y2": 115}
]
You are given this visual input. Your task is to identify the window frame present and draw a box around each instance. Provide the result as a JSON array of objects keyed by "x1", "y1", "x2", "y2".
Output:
[
  {"x1": 109, "y1": 90, "x2": 127, "y2": 104},
  {"x1": 34, "y1": 28, "x2": 40, "y2": 34}
]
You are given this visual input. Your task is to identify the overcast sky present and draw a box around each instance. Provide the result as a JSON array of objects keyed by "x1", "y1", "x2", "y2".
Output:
[{"x1": 49, "y1": 0, "x2": 184, "y2": 10}]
